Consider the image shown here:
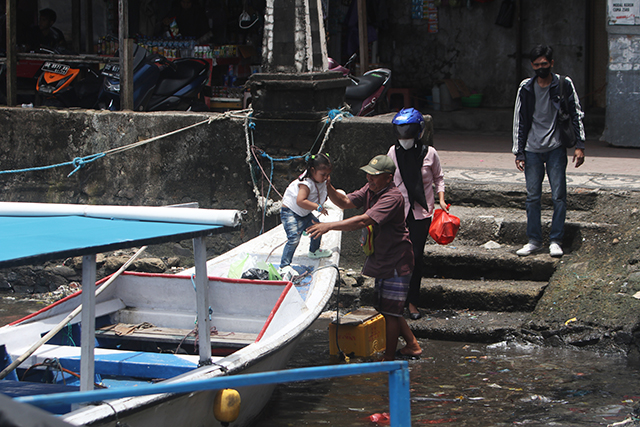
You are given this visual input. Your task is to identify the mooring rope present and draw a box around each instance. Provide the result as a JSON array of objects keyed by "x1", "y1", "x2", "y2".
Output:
[
  {"x1": 1, "y1": 107, "x2": 352, "y2": 226},
  {"x1": 242, "y1": 106, "x2": 352, "y2": 226},
  {"x1": 0, "y1": 112, "x2": 239, "y2": 177}
]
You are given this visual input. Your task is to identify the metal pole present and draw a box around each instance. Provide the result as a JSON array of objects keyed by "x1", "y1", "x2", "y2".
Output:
[
  {"x1": 193, "y1": 236, "x2": 212, "y2": 365},
  {"x1": 515, "y1": 0, "x2": 522, "y2": 83},
  {"x1": 388, "y1": 366, "x2": 412, "y2": 427},
  {"x1": 20, "y1": 361, "x2": 410, "y2": 407},
  {"x1": 356, "y1": 0, "x2": 368, "y2": 76},
  {"x1": 72, "y1": 0, "x2": 81, "y2": 54},
  {"x1": 6, "y1": 0, "x2": 17, "y2": 106},
  {"x1": 118, "y1": 0, "x2": 133, "y2": 110},
  {"x1": 84, "y1": 0, "x2": 94, "y2": 54},
  {"x1": 80, "y1": 254, "x2": 97, "y2": 392}
]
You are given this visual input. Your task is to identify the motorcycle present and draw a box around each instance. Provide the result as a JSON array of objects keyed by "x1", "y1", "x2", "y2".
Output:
[
  {"x1": 35, "y1": 59, "x2": 102, "y2": 108},
  {"x1": 96, "y1": 45, "x2": 211, "y2": 112},
  {"x1": 328, "y1": 53, "x2": 391, "y2": 116}
]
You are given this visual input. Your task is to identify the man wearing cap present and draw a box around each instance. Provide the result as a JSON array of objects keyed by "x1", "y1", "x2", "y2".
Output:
[{"x1": 307, "y1": 155, "x2": 422, "y2": 361}]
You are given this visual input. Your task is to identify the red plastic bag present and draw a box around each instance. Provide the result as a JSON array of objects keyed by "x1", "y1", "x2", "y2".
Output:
[
  {"x1": 429, "y1": 204, "x2": 460, "y2": 245},
  {"x1": 368, "y1": 412, "x2": 390, "y2": 424}
]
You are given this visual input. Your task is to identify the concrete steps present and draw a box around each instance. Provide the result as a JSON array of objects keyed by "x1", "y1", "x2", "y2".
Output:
[
  {"x1": 418, "y1": 278, "x2": 547, "y2": 312},
  {"x1": 334, "y1": 184, "x2": 620, "y2": 343},
  {"x1": 400, "y1": 199, "x2": 618, "y2": 342}
]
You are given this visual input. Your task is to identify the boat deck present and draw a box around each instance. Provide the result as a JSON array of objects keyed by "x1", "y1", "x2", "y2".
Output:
[{"x1": 96, "y1": 323, "x2": 259, "y2": 348}]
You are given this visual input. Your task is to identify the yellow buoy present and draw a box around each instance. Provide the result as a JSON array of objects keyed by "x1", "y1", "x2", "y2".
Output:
[{"x1": 213, "y1": 388, "x2": 241, "y2": 426}]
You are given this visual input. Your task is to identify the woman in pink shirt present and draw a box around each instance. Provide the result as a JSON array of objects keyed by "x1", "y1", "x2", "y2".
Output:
[{"x1": 387, "y1": 108, "x2": 447, "y2": 320}]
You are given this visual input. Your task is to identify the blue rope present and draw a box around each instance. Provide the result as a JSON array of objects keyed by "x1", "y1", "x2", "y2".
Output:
[
  {"x1": 259, "y1": 152, "x2": 306, "y2": 162},
  {"x1": 255, "y1": 109, "x2": 349, "y2": 165},
  {"x1": 68, "y1": 153, "x2": 106, "y2": 177},
  {"x1": 0, "y1": 152, "x2": 105, "y2": 177},
  {"x1": 327, "y1": 108, "x2": 352, "y2": 122}
]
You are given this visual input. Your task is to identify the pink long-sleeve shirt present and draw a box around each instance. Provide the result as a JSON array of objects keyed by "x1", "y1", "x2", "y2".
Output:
[{"x1": 387, "y1": 145, "x2": 445, "y2": 220}]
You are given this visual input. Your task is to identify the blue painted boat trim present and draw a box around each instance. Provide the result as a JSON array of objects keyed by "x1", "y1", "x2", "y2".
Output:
[
  {"x1": 59, "y1": 351, "x2": 198, "y2": 380},
  {"x1": 18, "y1": 361, "x2": 412, "y2": 426}
]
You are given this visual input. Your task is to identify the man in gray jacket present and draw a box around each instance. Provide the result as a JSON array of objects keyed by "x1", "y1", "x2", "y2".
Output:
[{"x1": 512, "y1": 45, "x2": 585, "y2": 258}]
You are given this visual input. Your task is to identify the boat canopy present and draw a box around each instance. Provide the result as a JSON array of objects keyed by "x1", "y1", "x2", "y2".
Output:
[{"x1": 0, "y1": 202, "x2": 241, "y2": 268}]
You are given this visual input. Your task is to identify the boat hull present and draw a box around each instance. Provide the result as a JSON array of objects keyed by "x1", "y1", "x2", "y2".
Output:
[{"x1": 2, "y1": 201, "x2": 343, "y2": 427}]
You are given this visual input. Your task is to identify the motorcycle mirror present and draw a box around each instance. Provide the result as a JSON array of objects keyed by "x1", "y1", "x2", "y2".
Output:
[{"x1": 345, "y1": 53, "x2": 357, "y2": 67}]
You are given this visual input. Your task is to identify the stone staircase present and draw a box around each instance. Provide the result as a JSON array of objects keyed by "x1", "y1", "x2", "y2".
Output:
[{"x1": 338, "y1": 181, "x2": 617, "y2": 343}]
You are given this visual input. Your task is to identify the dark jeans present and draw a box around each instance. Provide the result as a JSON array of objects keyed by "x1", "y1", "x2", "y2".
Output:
[
  {"x1": 524, "y1": 146, "x2": 568, "y2": 245},
  {"x1": 280, "y1": 207, "x2": 321, "y2": 268},
  {"x1": 406, "y1": 211, "x2": 431, "y2": 308}
]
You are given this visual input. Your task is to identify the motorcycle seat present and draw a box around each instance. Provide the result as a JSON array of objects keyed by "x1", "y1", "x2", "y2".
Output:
[
  {"x1": 154, "y1": 59, "x2": 209, "y2": 97},
  {"x1": 346, "y1": 73, "x2": 386, "y2": 100}
]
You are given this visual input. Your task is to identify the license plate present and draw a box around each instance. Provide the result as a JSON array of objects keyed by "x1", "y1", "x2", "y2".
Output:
[
  {"x1": 102, "y1": 63, "x2": 120, "y2": 78},
  {"x1": 42, "y1": 62, "x2": 69, "y2": 75}
]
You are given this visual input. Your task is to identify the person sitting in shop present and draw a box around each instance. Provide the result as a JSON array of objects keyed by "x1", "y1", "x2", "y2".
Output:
[
  {"x1": 162, "y1": 0, "x2": 211, "y2": 41},
  {"x1": 26, "y1": 8, "x2": 66, "y2": 52}
]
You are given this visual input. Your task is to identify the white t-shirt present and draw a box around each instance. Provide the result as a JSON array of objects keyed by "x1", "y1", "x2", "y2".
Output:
[{"x1": 281, "y1": 175, "x2": 328, "y2": 217}]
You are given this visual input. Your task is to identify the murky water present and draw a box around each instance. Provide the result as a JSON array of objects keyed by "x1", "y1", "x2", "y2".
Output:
[
  {"x1": 0, "y1": 296, "x2": 48, "y2": 326},
  {"x1": 255, "y1": 329, "x2": 640, "y2": 426},
  {"x1": 3, "y1": 298, "x2": 639, "y2": 426}
]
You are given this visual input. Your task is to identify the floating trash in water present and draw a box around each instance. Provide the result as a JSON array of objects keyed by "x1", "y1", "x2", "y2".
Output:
[{"x1": 368, "y1": 412, "x2": 389, "y2": 424}]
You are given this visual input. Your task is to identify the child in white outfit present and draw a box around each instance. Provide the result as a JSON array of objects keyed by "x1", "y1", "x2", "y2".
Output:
[{"x1": 280, "y1": 153, "x2": 333, "y2": 270}]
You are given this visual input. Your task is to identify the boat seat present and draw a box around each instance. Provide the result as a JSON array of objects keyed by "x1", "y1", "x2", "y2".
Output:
[
  {"x1": 96, "y1": 323, "x2": 259, "y2": 348},
  {"x1": 14, "y1": 344, "x2": 211, "y2": 380}
]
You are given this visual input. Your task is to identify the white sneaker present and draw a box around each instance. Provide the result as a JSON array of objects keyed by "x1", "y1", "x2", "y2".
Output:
[
  {"x1": 278, "y1": 265, "x2": 296, "y2": 281},
  {"x1": 308, "y1": 249, "x2": 332, "y2": 259},
  {"x1": 516, "y1": 243, "x2": 542, "y2": 257},
  {"x1": 549, "y1": 242, "x2": 564, "y2": 257}
]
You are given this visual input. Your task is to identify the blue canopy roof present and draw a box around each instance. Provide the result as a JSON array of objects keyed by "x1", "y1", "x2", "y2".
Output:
[{"x1": 0, "y1": 215, "x2": 225, "y2": 268}]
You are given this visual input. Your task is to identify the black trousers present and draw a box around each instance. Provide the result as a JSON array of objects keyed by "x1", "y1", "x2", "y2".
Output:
[{"x1": 406, "y1": 210, "x2": 431, "y2": 308}]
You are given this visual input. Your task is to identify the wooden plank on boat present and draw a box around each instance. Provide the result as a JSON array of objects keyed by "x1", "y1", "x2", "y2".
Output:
[{"x1": 96, "y1": 323, "x2": 258, "y2": 347}]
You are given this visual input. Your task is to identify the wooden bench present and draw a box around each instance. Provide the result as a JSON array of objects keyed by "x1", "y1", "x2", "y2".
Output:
[{"x1": 96, "y1": 323, "x2": 259, "y2": 348}]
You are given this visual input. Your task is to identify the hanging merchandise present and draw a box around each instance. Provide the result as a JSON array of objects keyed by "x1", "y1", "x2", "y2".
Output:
[
  {"x1": 495, "y1": 0, "x2": 515, "y2": 28},
  {"x1": 411, "y1": 0, "x2": 423, "y2": 19},
  {"x1": 426, "y1": 0, "x2": 438, "y2": 33}
]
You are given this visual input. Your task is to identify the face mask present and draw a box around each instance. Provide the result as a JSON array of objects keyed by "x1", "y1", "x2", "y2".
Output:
[
  {"x1": 535, "y1": 67, "x2": 551, "y2": 79},
  {"x1": 398, "y1": 139, "x2": 415, "y2": 150}
]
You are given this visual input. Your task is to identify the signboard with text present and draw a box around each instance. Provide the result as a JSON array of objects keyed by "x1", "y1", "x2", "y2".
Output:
[{"x1": 608, "y1": 0, "x2": 640, "y2": 25}]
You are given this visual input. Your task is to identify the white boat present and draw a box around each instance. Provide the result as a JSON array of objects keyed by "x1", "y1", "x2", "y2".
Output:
[{"x1": 0, "y1": 201, "x2": 342, "y2": 426}]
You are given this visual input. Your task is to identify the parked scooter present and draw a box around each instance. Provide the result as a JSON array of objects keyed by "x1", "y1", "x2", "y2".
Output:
[
  {"x1": 35, "y1": 58, "x2": 102, "y2": 108},
  {"x1": 96, "y1": 45, "x2": 211, "y2": 112},
  {"x1": 328, "y1": 53, "x2": 391, "y2": 116}
]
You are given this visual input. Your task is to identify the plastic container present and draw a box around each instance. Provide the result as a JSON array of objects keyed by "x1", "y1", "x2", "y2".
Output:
[
  {"x1": 432, "y1": 84, "x2": 441, "y2": 111},
  {"x1": 329, "y1": 309, "x2": 386, "y2": 357},
  {"x1": 462, "y1": 93, "x2": 483, "y2": 108}
]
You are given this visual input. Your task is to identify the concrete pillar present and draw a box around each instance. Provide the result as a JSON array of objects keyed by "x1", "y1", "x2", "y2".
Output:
[
  {"x1": 603, "y1": 5, "x2": 640, "y2": 148},
  {"x1": 249, "y1": 0, "x2": 349, "y2": 121},
  {"x1": 262, "y1": 0, "x2": 328, "y2": 73}
]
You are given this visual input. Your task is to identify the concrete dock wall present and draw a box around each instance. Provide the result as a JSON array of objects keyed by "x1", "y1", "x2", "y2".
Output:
[{"x1": 0, "y1": 107, "x2": 432, "y2": 262}]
